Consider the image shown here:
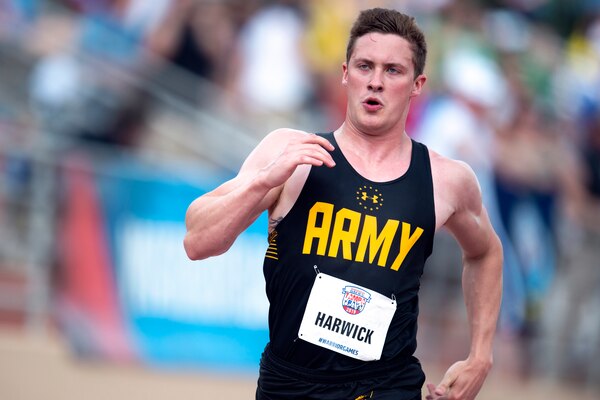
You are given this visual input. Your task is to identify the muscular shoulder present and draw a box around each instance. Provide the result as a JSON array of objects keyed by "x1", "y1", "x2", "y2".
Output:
[
  {"x1": 265, "y1": 127, "x2": 312, "y2": 142},
  {"x1": 429, "y1": 149, "x2": 482, "y2": 229}
]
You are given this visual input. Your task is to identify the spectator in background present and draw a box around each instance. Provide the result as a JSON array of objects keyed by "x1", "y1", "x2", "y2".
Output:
[
  {"x1": 492, "y1": 94, "x2": 569, "y2": 335},
  {"x1": 28, "y1": 0, "x2": 152, "y2": 147},
  {"x1": 302, "y1": 0, "x2": 356, "y2": 130},
  {"x1": 540, "y1": 109, "x2": 600, "y2": 383},
  {"x1": 582, "y1": 114, "x2": 600, "y2": 203},
  {"x1": 541, "y1": 12, "x2": 600, "y2": 373},
  {"x1": 145, "y1": 0, "x2": 237, "y2": 103},
  {"x1": 227, "y1": 0, "x2": 313, "y2": 125}
]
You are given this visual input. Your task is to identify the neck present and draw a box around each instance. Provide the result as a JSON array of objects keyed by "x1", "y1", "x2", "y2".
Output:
[
  {"x1": 333, "y1": 124, "x2": 413, "y2": 182},
  {"x1": 335, "y1": 123, "x2": 411, "y2": 161}
]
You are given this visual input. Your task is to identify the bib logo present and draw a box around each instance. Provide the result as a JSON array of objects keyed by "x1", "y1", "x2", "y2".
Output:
[
  {"x1": 356, "y1": 185, "x2": 383, "y2": 211},
  {"x1": 342, "y1": 286, "x2": 371, "y2": 315}
]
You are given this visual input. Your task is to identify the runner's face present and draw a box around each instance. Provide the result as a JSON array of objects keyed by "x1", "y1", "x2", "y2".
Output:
[{"x1": 343, "y1": 33, "x2": 425, "y2": 135}]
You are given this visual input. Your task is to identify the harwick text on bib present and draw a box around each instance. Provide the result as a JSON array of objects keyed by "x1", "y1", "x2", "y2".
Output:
[{"x1": 298, "y1": 272, "x2": 397, "y2": 361}]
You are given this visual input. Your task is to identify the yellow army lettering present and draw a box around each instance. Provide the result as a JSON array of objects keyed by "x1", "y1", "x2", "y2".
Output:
[{"x1": 302, "y1": 201, "x2": 424, "y2": 270}]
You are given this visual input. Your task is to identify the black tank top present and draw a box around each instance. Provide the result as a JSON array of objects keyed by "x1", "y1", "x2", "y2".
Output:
[{"x1": 262, "y1": 132, "x2": 435, "y2": 383}]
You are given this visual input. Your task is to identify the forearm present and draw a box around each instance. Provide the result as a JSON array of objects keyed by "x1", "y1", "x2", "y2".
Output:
[
  {"x1": 184, "y1": 172, "x2": 273, "y2": 260},
  {"x1": 462, "y1": 233, "x2": 503, "y2": 363}
]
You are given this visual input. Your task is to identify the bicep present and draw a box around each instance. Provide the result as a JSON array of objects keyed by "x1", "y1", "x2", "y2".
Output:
[
  {"x1": 442, "y1": 164, "x2": 497, "y2": 260},
  {"x1": 445, "y1": 204, "x2": 497, "y2": 260}
]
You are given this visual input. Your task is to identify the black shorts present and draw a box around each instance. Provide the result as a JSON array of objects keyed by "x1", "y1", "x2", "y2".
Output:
[
  {"x1": 256, "y1": 345, "x2": 423, "y2": 400},
  {"x1": 257, "y1": 388, "x2": 420, "y2": 400},
  {"x1": 257, "y1": 387, "x2": 421, "y2": 400}
]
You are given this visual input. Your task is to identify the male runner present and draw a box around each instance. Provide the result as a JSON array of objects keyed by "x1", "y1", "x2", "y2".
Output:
[{"x1": 184, "y1": 8, "x2": 503, "y2": 400}]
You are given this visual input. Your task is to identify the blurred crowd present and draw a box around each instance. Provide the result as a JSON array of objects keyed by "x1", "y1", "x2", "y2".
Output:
[{"x1": 1, "y1": 0, "x2": 600, "y2": 387}]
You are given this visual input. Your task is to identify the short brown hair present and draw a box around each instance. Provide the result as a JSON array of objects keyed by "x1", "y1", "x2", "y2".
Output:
[{"x1": 346, "y1": 8, "x2": 427, "y2": 77}]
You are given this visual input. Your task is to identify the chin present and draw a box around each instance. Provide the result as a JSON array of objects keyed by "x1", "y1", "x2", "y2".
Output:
[{"x1": 356, "y1": 119, "x2": 387, "y2": 134}]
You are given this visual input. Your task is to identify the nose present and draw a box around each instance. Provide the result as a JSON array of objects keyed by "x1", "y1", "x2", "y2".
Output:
[{"x1": 368, "y1": 71, "x2": 383, "y2": 92}]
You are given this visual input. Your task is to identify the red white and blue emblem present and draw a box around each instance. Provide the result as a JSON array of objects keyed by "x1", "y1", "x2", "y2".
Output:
[{"x1": 342, "y1": 286, "x2": 371, "y2": 315}]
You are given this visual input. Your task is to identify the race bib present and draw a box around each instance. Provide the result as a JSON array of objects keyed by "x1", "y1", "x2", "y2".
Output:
[{"x1": 298, "y1": 272, "x2": 396, "y2": 361}]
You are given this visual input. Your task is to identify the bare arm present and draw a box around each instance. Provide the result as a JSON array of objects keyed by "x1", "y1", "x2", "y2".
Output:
[
  {"x1": 183, "y1": 129, "x2": 335, "y2": 260},
  {"x1": 428, "y1": 161, "x2": 503, "y2": 400}
]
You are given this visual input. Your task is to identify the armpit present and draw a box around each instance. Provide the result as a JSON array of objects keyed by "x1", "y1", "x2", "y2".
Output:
[{"x1": 268, "y1": 216, "x2": 284, "y2": 232}]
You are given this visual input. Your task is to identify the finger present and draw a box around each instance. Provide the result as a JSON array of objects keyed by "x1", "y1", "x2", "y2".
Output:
[
  {"x1": 426, "y1": 383, "x2": 437, "y2": 395},
  {"x1": 435, "y1": 384, "x2": 448, "y2": 396},
  {"x1": 287, "y1": 144, "x2": 335, "y2": 167},
  {"x1": 434, "y1": 373, "x2": 453, "y2": 396},
  {"x1": 291, "y1": 143, "x2": 334, "y2": 159},
  {"x1": 426, "y1": 383, "x2": 441, "y2": 400},
  {"x1": 285, "y1": 151, "x2": 336, "y2": 169},
  {"x1": 435, "y1": 374, "x2": 454, "y2": 396},
  {"x1": 305, "y1": 133, "x2": 335, "y2": 151},
  {"x1": 296, "y1": 155, "x2": 329, "y2": 167}
]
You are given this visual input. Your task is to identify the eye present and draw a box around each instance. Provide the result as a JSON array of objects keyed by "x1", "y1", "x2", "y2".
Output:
[
  {"x1": 387, "y1": 67, "x2": 400, "y2": 74},
  {"x1": 357, "y1": 64, "x2": 370, "y2": 70}
]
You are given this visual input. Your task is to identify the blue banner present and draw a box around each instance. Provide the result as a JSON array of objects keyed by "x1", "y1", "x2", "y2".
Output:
[{"x1": 92, "y1": 159, "x2": 270, "y2": 371}]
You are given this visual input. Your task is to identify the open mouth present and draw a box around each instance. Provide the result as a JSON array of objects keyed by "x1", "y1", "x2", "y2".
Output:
[{"x1": 363, "y1": 98, "x2": 383, "y2": 110}]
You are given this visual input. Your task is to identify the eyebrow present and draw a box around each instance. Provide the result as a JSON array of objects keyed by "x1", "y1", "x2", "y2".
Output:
[{"x1": 354, "y1": 58, "x2": 408, "y2": 70}]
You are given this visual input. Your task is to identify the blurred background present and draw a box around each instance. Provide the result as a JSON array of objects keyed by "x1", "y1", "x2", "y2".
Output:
[{"x1": 0, "y1": 0, "x2": 599, "y2": 399}]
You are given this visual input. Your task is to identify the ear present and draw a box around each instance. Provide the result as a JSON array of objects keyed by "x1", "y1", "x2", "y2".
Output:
[
  {"x1": 342, "y1": 62, "x2": 348, "y2": 86},
  {"x1": 410, "y1": 74, "x2": 427, "y2": 97}
]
